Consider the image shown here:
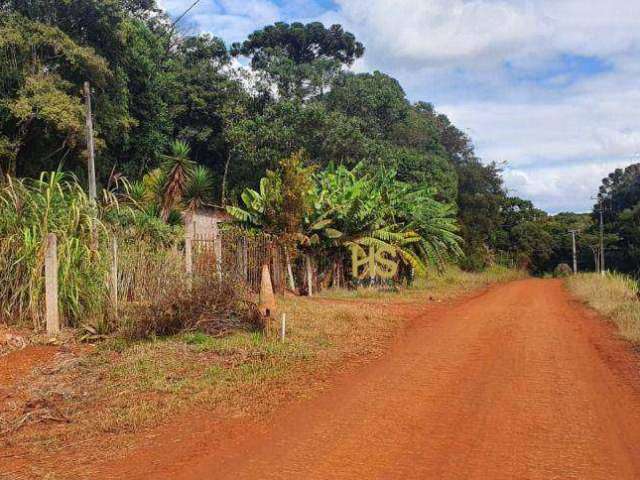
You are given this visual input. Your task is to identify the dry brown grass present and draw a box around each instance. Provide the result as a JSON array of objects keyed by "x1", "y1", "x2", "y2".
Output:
[
  {"x1": 567, "y1": 272, "x2": 640, "y2": 343},
  {"x1": 320, "y1": 265, "x2": 528, "y2": 303}
]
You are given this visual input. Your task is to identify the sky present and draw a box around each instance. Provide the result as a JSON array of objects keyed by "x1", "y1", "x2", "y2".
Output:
[{"x1": 159, "y1": 0, "x2": 640, "y2": 213}]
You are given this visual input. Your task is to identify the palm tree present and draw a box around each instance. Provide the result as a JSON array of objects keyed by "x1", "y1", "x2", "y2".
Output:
[{"x1": 160, "y1": 141, "x2": 195, "y2": 221}]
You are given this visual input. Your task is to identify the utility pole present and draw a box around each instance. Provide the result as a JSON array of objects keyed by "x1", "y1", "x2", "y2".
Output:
[
  {"x1": 598, "y1": 195, "x2": 605, "y2": 275},
  {"x1": 569, "y1": 229, "x2": 579, "y2": 274},
  {"x1": 84, "y1": 81, "x2": 97, "y2": 201}
]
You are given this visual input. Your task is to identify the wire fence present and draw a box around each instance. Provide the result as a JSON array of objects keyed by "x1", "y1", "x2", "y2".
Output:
[{"x1": 192, "y1": 230, "x2": 289, "y2": 295}]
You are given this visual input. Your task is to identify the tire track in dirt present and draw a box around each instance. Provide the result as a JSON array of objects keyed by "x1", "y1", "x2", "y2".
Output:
[{"x1": 58, "y1": 280, "x2": 640, "y2": 478}]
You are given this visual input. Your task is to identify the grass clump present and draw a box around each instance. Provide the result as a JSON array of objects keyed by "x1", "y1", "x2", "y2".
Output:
[{"x1": 567, "y1": 272, "x2": 640, "y2": 343}]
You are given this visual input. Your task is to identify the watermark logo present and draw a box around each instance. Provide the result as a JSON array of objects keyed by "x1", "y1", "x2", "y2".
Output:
[{"x1": 349, "y1": 244, "x2": 398, "y2": 280}]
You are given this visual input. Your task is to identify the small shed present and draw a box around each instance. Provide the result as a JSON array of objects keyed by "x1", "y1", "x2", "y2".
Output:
[{"x1": 183, "y1": 206, "x2": 234, "y2": 239}]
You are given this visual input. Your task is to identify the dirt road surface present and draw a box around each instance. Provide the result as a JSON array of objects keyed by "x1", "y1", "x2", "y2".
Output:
[{"x1": 78, "y1": 280, "x2": 640, "y2": 478}]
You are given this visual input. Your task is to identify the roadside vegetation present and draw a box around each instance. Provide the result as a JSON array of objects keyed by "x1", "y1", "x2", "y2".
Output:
[
  {"x1": 567, "y1": 273, "x2": 640, "y2": 343},
  {"x1": 321, "y1": 265, "x2": 527, "y2": 302}
]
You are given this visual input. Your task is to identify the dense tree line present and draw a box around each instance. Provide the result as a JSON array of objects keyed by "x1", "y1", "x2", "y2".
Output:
[
  {"x1": 594, "y1": 164, "x2": 640, "y2": 275},
  {"x1": 1, "y1": 0, "x2": 595, "y2": 273}
]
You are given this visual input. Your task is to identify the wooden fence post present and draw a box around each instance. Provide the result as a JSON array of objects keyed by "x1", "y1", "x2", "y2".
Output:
[
  {"x1": 185, "y1": 228, "x2": 193, "y2": 289},
  {"x1": 213, "y1": 220, "x2": 223, "y2": 281},
  {"x1": 285, "y1": 249, "x2": 296, "y2": 292},
  {"x1": 45, "y1": 233, "x2": 60, "y2": 335},
  {"x1": 243, "y1": 237, "x2": 248, "y2": 282},
  {"x1": 110, "y1": 237, "x2": 118, "y2": 317}
]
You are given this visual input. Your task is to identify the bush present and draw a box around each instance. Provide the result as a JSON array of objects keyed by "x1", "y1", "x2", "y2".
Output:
[
  {"x1": 459, "y1": 251, "x2": 490, "y2": 272},
  {"x1": 554, "y1": 263, "x2": 573, "y2": 277},
  {"x1": 120, "y1": 276, "x2": 262, "y2": 340}
]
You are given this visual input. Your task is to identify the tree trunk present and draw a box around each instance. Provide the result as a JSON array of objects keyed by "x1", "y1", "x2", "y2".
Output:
[
  {"x1": 221, "y1": 150, "x2": 231, "y2": 207},
  {"x1": 285, "y1": 249, "x2": 296, "y2": 291}
]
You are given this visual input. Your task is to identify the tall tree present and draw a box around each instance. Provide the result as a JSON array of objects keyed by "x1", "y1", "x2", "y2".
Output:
[{"x1": 232, "y1": 22, "x2": 364, "y2": 101}]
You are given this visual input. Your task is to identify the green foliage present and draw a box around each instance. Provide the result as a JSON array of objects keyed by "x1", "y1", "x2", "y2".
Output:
[
  {"x1": 0, "y1": 2, "x2": 545, "y2": 283},
  {"x1": 230, "y1": 158, "x2": 461, "y2": 276},
  {"x1": 231, "y1": 22, "x2": 364, "y2": 100},
  {"x1": 594, "y1": 163, "x2": 640, "y2": 274},
  {"x1": 0, "y1": 12, "x2": 109, "y2": 176},
  {"x1": 326, "y1": 72, "x2": 410, "y2": 138},
  {"x1": 227, "y1": 151, "x2": 319, "y2": 243},
  {"x1": 0, "y1": 172, "x2": 108, "y2": 327}
]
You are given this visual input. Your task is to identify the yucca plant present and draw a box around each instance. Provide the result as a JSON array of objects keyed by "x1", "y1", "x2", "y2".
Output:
[
  {"x1": 160, "y1": 140, "x2": 195, "y2": 220},
  {"x1": 185, "y1": 165, "x2": 215, "y2": 211}
]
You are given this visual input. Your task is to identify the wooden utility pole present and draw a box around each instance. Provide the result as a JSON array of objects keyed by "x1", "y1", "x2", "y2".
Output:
[
  {"x1": 84, "y1": 81, "x2": 97, "y2": 201},
  {"x1": 569, "y1": 230, "x2": 579, "y2": 274},
  {"x1": 45, "y1": 233, "x2": 60, "y2": 335}
]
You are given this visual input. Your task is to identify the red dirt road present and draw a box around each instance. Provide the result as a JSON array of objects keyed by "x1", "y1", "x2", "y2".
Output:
[{"x1": 95, "y1": 280, "x2": 640, "y2": 478}]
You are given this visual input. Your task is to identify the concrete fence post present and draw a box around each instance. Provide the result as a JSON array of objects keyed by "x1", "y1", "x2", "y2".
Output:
[
  {"x1": 305, "y1": 254, "x2": 313, "y2": 297},
  {"x1": 45, "y1": 233, "x2": 60, "y2": 335},
  {"x1": 111, "y1": 237, "x2": 118, "y2": 316}
]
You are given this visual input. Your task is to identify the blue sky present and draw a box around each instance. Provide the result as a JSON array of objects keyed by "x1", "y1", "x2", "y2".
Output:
[{"x1": 160, "y1": 0, "x2": 640, "y2": 213}]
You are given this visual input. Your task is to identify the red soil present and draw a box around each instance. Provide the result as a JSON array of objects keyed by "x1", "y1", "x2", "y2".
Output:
[
  {"x1": 0, "y1": 346, "x2": 57, "y2": 389},
  {"x1": 7, "y1": 279, "x2": 640, "y2": 479}
]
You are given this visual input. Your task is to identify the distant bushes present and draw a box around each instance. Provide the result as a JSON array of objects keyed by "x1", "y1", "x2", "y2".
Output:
[
  {"x1": 554, "y1": 263, "x2": 572, "y2": 278},
  {"x1": 567, "y1": 273, "x2": 640, "y2": 343}
]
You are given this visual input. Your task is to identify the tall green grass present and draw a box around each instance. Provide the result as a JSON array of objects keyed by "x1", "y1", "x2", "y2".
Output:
[
  {"x1": 0, "y1": 173, "x2": 109, "y2": 328},
  {"x1": 567, "y1": 273, "x2": 640, "y2": 343}
]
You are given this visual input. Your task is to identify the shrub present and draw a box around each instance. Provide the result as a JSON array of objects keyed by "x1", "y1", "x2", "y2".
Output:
[
  {"x1": 120, "y1": 276, "x2": 262, "y2": 340},
  {"x1": 459, "y1": 252, "x2": 489, "y2": 272},
  {"x1": 554, "y1": 263, "x2": 573, "y2": 278}
]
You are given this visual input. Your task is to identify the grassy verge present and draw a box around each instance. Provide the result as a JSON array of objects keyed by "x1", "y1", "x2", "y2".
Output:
[
  {"x1": 567, "y1": 272, "x2": 640, "y2": 343},
  {"x1": 321, "y1": 265, "x2": 528, "y2": 302},
  {"x1": 1, "y1": 265, "x2": 523, "y2": 471}
]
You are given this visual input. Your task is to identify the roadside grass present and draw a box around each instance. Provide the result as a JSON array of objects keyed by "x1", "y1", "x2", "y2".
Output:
[
  {"x1": 2, "y1": 265, "x2": 524, "y2": 467},
  {"x1": 567, "y1": 272, "x2": 640, "y2": 343},
  {"x1": 321, "y1": 265, "x2": 528, "y2": 303}
]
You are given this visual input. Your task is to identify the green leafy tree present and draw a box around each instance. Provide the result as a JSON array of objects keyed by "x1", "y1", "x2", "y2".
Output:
[
  {"x1": 231, "y1": 22, "x2": 364, "y2": 100},
  {"x1": 326, "y1": 72, "x2": 410, "y2": 138},
  {"x1": 0, "y1": 13, "x2": 109, "y2": 176}
]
